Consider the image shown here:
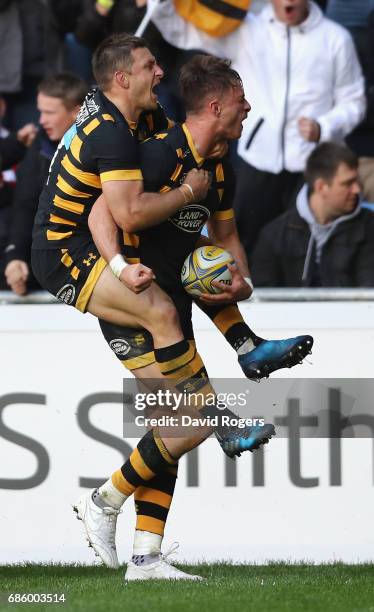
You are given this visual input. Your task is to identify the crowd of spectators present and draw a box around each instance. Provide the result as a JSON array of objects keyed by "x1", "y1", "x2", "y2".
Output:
[{"x1": 0, "y1": 0, "x2": 374, "y2": 296}]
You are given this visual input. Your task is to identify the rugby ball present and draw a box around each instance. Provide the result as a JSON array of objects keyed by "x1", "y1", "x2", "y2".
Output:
[{"x1": 181, "y1": 246, "x2": 234, "y2": 296}]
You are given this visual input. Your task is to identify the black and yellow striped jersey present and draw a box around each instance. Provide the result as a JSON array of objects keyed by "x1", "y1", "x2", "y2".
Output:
[
  {"x1": 122, "y1": 122, "x2": 235, "y2": 292},
  {"x1": 32, "y1": 89, "x2": 170, "y2": 249}
]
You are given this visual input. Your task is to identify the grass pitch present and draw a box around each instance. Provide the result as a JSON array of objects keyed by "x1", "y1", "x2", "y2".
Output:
[{"x1": 1, "y1": 563, "x2": 374, "y2": 612}]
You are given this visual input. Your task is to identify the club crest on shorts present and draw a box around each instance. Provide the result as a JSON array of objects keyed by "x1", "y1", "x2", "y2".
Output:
[
  {"x1": 169, "y1": 204, "x2": 210, "y2": 233},
  {"x1": 109, "y1": 338, "x2": 131, "y2": 356},
  {"x1": 56, "y1": 284, "x2": 75, "y2": 304}
]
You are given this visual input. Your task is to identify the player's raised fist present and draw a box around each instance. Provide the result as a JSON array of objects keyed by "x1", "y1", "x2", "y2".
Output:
[
  {"x1": 183, "y1": 168, "x2": 211, "y2": 202},
  {"x1": 120, "y1": 263, "x2": 155, "y2": 293}
]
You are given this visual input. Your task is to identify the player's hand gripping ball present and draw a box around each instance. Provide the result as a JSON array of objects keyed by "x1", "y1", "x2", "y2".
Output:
[{"x1": 181, "y1": 246, "x2": 234, "y2": 297}]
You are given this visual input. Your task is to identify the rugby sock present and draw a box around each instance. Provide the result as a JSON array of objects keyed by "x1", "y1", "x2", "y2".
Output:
[
  {"x1": 132, "y1": 531, "x2": 163, "y2": 565},
  {"x1": 155, "y1": 340, "x2": 221, "y2": 418},
  {"x1": 97, "y1": 478, "x2": 127, "y2": 510},
  {"x1": 154, "y1": 339, "x2": 198, "y2": 379},
  {"x1": 132, "y1": 553, "x2": 159, "y2": 566},
  {"x1": 109, "y1": 430, "x2": 177, "y2": 500},
  {"x1": 155, "y1": 339, "x2": 238, "y2": 426},
  {"x1": 134, "y1": 465, "x2": 178, "y2": 537},
  {"x1": 198, "y1": 303, "x2": 262, "y2": 353}
]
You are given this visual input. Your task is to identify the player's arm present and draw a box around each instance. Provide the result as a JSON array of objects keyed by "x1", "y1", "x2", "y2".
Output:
[
  {"x1": 88, "y1": 196, "x2": 155, "y2": 293},
  {"x1": 89, "y1": 121, "x2": 210, "y2": 233},
  {"x1": 89, "y1": 177, "x2": 206, "y2": 289},
  {"x1": 101, "y1": 167, "x2": 209, "y2": 233}
]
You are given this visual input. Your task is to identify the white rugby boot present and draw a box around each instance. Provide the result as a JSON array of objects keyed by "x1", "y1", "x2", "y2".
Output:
[
  {"x1": 124, "y1": 543, "x2": 203, "y2": 581},
  {"x1": 73, "y1": 488, "x2": 120, "y2": 569}
]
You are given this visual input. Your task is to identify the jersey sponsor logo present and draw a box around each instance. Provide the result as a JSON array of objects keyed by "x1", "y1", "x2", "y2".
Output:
[
  {"x1": 169, "y1": 204, "x2": 210, "y2": 233},
  {"x1": 56, "y1": 284, "x2": 75, "y2": 305},
  {"x1": 76, "y1": 95, "x2": 100, "y2": 127},
  {"x1": 109, "y1": 338, "x2": 131, "y2": 357}
]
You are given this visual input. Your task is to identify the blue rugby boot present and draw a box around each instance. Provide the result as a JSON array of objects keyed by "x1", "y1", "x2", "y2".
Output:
[
  {"x1": 215, "y1": 422, "x2": 276, "y2": 458},
  {"x1": 238, "y1": 335, "x2": 313, "y2": 380}
]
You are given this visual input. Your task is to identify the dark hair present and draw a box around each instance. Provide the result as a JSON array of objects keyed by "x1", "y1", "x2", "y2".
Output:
[
  {"x1": 92, "y1": 34, "x2": 151, "y2": 91},
  {"x1": 179, "y1": 54, "x2": 242, "y2": 114},
  {"x1": 305, "y1": 142, "x2": 358, "y2": 192},
  {"x1": 38, "y1": 72, "x2": 87, "y2": 109}
]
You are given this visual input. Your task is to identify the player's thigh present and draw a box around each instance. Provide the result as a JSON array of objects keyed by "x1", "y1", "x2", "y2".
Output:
[
  {"x1": 98, "y1": 291, "x2": 195, "y2": 373},
  {"x1": 88, "y1": 268, "x2": 179, "y2": 330},
  {"x1": 31, "y1": 241, "x2": 106, "y2": 312}
]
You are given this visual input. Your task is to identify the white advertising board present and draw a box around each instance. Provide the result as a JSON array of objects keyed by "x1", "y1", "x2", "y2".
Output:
[{"x1": 0, "y1": 301, "x2": 374, "y2": 564}]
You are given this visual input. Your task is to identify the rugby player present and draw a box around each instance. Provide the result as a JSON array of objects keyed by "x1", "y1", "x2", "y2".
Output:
[
  {"x1": 31, "y1": 34, "x2": 210, "y2": 357},
  {"x1": 29, "y1": 36, "x2": 276, "y2": 579},
  {"x1": 78, "y1": 55, "x2": 313, "y2": 580}
]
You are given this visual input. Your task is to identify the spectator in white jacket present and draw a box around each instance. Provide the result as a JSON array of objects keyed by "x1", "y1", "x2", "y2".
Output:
[{"x1": 152, "y1": 0, "x2": 366, "y2": 258}]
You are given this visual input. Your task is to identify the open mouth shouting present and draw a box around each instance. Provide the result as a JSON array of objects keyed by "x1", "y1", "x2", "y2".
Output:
[
  {"x1": 150, "y1": 81, "x2": 160, "y2": 104},
  {"x1": 285, "y1": 4, "x2": 296, "y2": 17},
  {"x1": 275, "y1": 1, "x2": 308, "y2": 26}
]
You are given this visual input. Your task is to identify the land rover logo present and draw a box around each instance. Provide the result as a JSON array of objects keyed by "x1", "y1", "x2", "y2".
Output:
[
  {"x1": 56, "y1": 284, "x2": 75, "y2": 304},
  {"x1": 109, "y1": 338, "x2": 131, "y2": 356},
  {"x1": 169, "y1": 204, "x2": 210, "y2": 233}
]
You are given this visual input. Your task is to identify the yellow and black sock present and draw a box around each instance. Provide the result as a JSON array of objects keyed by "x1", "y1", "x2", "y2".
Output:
[
  {"x1": 134, "y1": 465, "x2": 178, "y2": 536},
  {"x1": 111, "y1": 430, "x2": 177, "y2": 498},
  {"x1": 154, "y1": 339, "x2": 200, "y2": 378},
  {"x1": 154, "y1": 339, "x2": 217, "y2": 410},
  {"x1": 155, "y1": 338, "x2": 237, "y2": 431},
  {"x1": 197, "y1": 303, "x2": 261, "y2": 352}
]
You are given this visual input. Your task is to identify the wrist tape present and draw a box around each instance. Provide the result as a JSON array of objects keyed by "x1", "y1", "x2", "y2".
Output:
[{"x1": 109, "y1": 254, "x2": 127, "y2": 278}]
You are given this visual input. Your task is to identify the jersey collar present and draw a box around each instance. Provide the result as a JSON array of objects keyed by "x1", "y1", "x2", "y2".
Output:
[
  {"x1": 182, "y1": 123, "x2": 205, "y2": 167},
  {"x1": 99, "y1": 90, "x2": 141, "y2": 132},
  {"x1": 98, "y1": 91, "x2": 127, "y2": 125}
]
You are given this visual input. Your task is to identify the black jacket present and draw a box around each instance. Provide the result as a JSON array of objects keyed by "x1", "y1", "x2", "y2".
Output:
[
  {"x1": 0, "y1": 133, "x2": 26, "y2": 171},
  {"x1": 251, "y1": 206, "x2": 374, "y2": 287},
  {"x1": 5, "y1": 132, "x2": 56, "y2": 264}
]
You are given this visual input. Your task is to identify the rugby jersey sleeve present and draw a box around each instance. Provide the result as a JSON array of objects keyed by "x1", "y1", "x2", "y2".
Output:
[
  {"x1": 139, "y1": 136, "x2": 179, "y2": 193},
  {"x1": 85, "y1": 121, "x2": 143, "y2": 184},
  {"x1": 212, "y1": 157, "x2": 236, "y2": 221}
]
